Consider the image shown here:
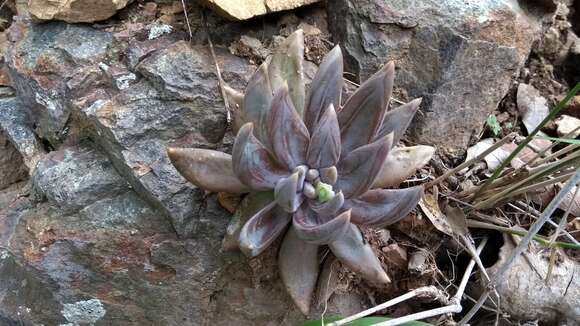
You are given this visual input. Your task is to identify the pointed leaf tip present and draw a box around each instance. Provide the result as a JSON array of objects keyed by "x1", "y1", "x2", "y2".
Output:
[
  {"x1": 305, "y1": 45, "x2": 343, "y2": 132},
  {"x1": 339, "y1": 61, "x2": 395, "y2": 155},
  {"x1": 278, "y1": 226, "x2": 319, "y2": 315},
  {"x1": 376, "y1": 97, "x2": 422, "y2": 144},
  {"x1": 329, "y1": 224, "x2": 390, "y2": 284},
  {"x1": 307, "y1": 103, "x2": 341, "y2": 168},
  {"x1": 268, "y1": 86, "x2": 310, "y2": 170},
  {"x1": 268, "y1": 30, "x2": 305, "y2": 117},
  {"x1": 373, "y1": 145, "x2": 435, "y2": 188},
  {"x1": 167, "y1": 147, "x2": 250, "y2": 193}
]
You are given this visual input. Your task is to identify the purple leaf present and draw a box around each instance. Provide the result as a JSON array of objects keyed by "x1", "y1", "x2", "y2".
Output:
[
  {"x1": 338, "y1": 61, "x2": 395, "y2": 155},
  {"x1": 336, "y1": 133, "x2": 393, "y2": 198},
  {"x1": 238, "y1": 201, "x2": 291, "y2": 257},
  {"x1": 278, "y1": 226, "x2": 319, "y2": 315},
  {"x1": 268, "y1": 30, "x2": 305, "y2": 116},
  {"x1": 308, "y1": 191, "x2": 344, "y2": 217},
  {"x1": 232, "y1": 123, "x2": 289, "y2": 190},
  {"x1": 293, "y1": 205, "x2": 351, "y2": 244},
  {"x1": 223, "y1": 192, "x2": 274, "y2": 251},
  {"x1": 167, "y1": 147, "x2": 250, "y2": 193},
  {"x1": 274, "y1": 171, "x2": 305, "y2": 213},
  {"x1": 329, "y1": 224, "x2": 390, "y2": 284},
  {"x1": 375, "y1": 98, "x2": 422, "y2": 144},
  {"x1": 373, "y1": 145, "x2": 434, "y2": 188},
  {"x1": 244, "y1": 61, "x2": 273, "y2": 146},
  {"x1": 307, "y1": 103, "x2": 341, "y2": 168},
  {"x1": 267, "y1": 86, "x2": 310, "y2": 170},
  {"x1": 344, "y1": 187, "x2": 423, "y2": 227},
  {"x1": 304, "y1": 46, "x2": 343, "y2": 132}
]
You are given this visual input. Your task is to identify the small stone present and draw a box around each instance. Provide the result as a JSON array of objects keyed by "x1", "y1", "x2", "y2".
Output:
[
  {"x1": 217, "y1": 192, "x2": 243, "y2": 213},
  {"x1": 376, "y1": 229, "x2": 391, "y2": 243},
  {"x1": 200, "y1": 0, "x2": 322, "y2": 21},
  {"x1": 555, "y1": 115, "x2": 580, "y2": 138},
  {"x1": 517, "y1": 83, "x2": 549, "y2": 134},
  {"x1": 28, "y1": 0, "x2": 132, "y2": 23},
  {"x1": 408, "y1": 250, "x2": 428, "y2": 274},
  {"x1": 381, "y1": 243, "x2": 408, "y2": 269}
]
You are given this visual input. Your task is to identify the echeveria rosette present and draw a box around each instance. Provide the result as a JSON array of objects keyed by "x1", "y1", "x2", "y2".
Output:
[{"x1": 167, "y1": 30, "x2": 433, "y2": 315}]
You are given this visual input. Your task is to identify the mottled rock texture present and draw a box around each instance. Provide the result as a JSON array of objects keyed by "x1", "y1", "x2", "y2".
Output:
[
  {"x1": 0, "y1": 133, "x2": 27, "y2": 190},
  {"x1": 1, "y1": 16, "x2": 363, "y2": 325},
  {"x1": 28, "y1": 0, "x2": 132, "y2": 23},
  {"x1": 328, "y1": 0, "x2": 541, "y2": 151}
]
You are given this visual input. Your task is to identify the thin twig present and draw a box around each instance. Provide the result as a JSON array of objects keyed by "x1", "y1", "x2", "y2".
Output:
[
  {"x1": 203, "y1": 11, "x2": 231, "y2": 124},
  {"x1": 459, "y1": 170, "x2": 580, "y2": 324},
  {"x1": 427, "y1": 133, "x2": 517, "y2": 188},
  {"x1": 180, "y1": 0, "x2": 193, "y2": 40}
]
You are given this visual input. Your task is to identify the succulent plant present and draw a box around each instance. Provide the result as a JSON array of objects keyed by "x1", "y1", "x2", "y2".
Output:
[{"x1": 167, "y1": 30, "x2": 434, "y2": 315}]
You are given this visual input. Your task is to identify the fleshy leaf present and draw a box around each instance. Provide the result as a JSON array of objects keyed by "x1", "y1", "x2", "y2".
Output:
[
  {"x1": 319, "y1": 166, "x2": 338, "y2": 185},
  {"x1": 304, "y1": 46, "x2": 343, "y2": 132},
  {"x1": 373, "y1": 145, "x2": 435, "y2": 188},
  {"x1": 336, "y1": 133, "x2": 393, "y2": 198},
  {"x1": 275, "y1": 171, "x2": 305, "y2": 213},
  {"x1": 375, "y1": 98, "x2": 422, "y2": 144},
  {"x1": 344, "y1": 187, "x2": 423, "y2": 227},
  {"x1": 223, "y1": 84, "x2": 245, "y2": 135},
  {"x1": 307, "y1": 104, "x2": 341, "y2": 168},
  {"x1": 167, "y1": 148, "x2": 250, "y2": 193},
  {"x1": 268, "y1": 30, "x2": 305, "y2": 117},
  {"x1": 268, "y1": 86, "x2": 310, "y2": 170},
  {"x1": 278, "y1": 226, "x2": 320, "y2": 315},
  {"x1": 244, "y1": 61, "x2": 273, "y2": 146},
  {"x1": 309, "y1": 191, "x2": 344, "y2": 217},
  {"x1": 338, "y1": 61, "x2": 395, "y2": 155},
  {"x1": 329, "y1": 224, "x2": 390, "y2": 284},
  {"x1": 223, "y1": 192, "x2": 274, "y2": 251},
  {"x1": 293, "y1": 205, "x2": 351, "y2": 245},
  {"x1": 232, "y1": 123, "x2": 288, "y2": 190},
  {"x1": 239, "y1": 201, "x2": 291, "y2": 257}
]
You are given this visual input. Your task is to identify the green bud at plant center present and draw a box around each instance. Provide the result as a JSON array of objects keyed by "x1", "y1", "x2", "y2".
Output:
[{"x1": 315, "y1": 182, "x2": 335, "y2": 203}]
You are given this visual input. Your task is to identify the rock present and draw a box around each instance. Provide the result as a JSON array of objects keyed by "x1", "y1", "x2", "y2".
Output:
[
  {"x1": 517, "y1": 83, "x2": 549, "y2": 134},
  {"x1": 555, "y1": 114, "x2": 580, "y2": 138},
  {"x1": 0, "y1": 97, "x2": 45, "y2": 170},
  {"x1": 0, "y1": 133, "x2": 27, "y2": 190},
  {"x1": 381, "y1": 243, "x2": 408, "y2": 269},
  {"x1": 481, "y1": 233, "x2": 580, "y2": 324},
  {"x1": 201, "y1": 0, "x2": 321, "y2": 21},
  {"x1": 28, "y1": 0, "x2": 132, "y2": 23},
  {"x1": 31, "y1": 146, "x2": 129, "y2": 211},
  {"x1": 79, "y1": 41, "x2": 254, "y2": 235},
  {"x1": 328, "y1": 0, "x2": 540, "y2": 151},
  {"x1": 6, "y1": 20, "x2": 113, "y2": 145}
]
